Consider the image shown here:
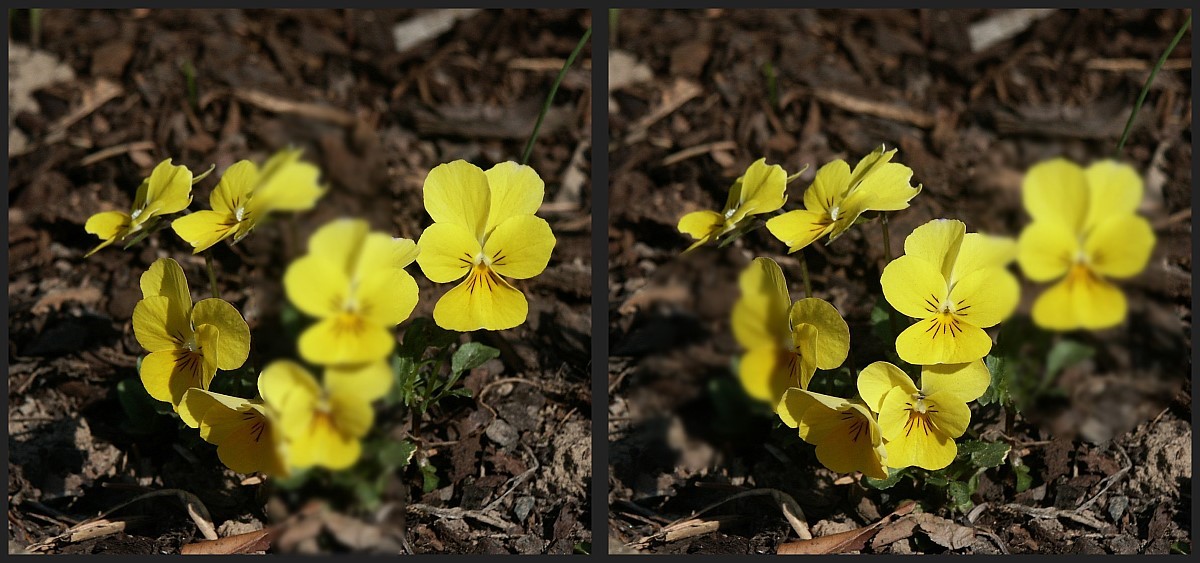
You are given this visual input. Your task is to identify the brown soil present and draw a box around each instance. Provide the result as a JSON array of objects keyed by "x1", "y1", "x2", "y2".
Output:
[
  {"x1": 607, "y1": 8, "x2": 1190, "y2": 554},
  {"x1": 8, "y1": 8, "x2": 591, "y2": 554}
]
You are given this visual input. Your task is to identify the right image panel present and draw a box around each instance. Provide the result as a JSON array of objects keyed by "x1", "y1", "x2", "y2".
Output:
[{"x1": 608, "y1": 9, "x2": 1192, "y2": 555}]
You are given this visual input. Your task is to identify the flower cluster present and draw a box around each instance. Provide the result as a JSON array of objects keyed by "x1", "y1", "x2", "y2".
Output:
[
  {"x1": 93, "y1": 154, "x2": 554, "y2": 479},
  {"x1": 705, "y1": 148, "x2": 1153, "y2": 480}
]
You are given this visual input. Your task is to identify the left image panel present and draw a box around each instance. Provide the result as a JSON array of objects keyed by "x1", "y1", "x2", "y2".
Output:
[{"x1": 8, "y1": 8, "x2": 592, "y2": 554}]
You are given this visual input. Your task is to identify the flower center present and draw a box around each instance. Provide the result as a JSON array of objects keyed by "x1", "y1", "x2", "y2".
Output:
[
  {"x1": 235, "y1": 206, "x2": 247, "y2": 222},
  {"x1": 130, "y1": 208, "x2": 144, "y2": 220},
  {"x1": 829, "y1": 205, "x2": 841, "y2": 221},
  {"x1": 903, "y1": 394, "x2": 939, "y2": 436}
]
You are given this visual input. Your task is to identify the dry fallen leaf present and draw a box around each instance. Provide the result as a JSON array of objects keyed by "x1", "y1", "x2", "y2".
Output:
[
  {"x1": 181, "y1": 527, "x2": 277, "y2": 555},
  {"x1": 776, "y1": 501, "x2": 915, "y2": 555},
  {"x1": 912, "y1": 513, "x2": 975, "y2": 550}
]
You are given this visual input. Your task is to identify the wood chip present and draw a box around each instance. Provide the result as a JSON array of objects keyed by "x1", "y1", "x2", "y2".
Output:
[
  {"x1": 968, "y1": 9, "x2": 1057, "y2": 52},
  {"x1": 811, "y1": 88, "x2": 934, "y2": 129},
  {"x1": 777, "y1": 501, "x2": 914, "y2": 555},
  {"x1": 234, "y1": 89, "x2": 356, "y2": 127},
  {"x1": 181, "y1": 528, "x2": 277, "y2": 555}
]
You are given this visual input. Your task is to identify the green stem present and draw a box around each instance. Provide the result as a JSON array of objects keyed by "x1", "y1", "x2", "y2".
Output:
[
  {"x1": 1115, "y1": 14, "x2": 1191, "y2": 157},
  {"x1": 797, "y1": 250, "x2": 813, "y2": 298},
  {"x1": 204, "y1": 252, "x2": 219, "y2": 299},
  {"x1": 521, "y1": 27, "x2": 591, "y2": 166}
]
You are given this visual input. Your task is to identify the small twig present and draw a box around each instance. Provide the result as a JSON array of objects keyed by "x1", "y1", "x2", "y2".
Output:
[
  {"x1": 811, "y1": 87, "x2": 934, "y2": 129},
  {"x1": 482, "y1": 442, "x2": 541, "y2": 513},
  {"x1": 975, "y1": 528, "x2": 1011, "y2": 554},
  {"x1": 233, "y1": 89, "x2": 356, "y2": 127},
  {"x1": 79, "y1": 141, "x2": 156, "y2": 167},
  {"x1": 1075, "y1": 444, "x2": 1132, "y2": 513},
  {"x1": 660, "y1": 140, "x2": 737, "y2": 167}
]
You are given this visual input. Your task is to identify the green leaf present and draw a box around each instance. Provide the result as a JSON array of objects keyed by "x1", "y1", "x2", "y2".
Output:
[
  {"x1": 390, "y1": 354, "x2": 420, "y2": 407},
  {"x1": 864, "y1": 467, "x2": 905, "y2": 490},
  {"x1": 451, "y1": 342, "x2": 500, "y2": 375},
  {"x1": 978, "y1": 353, "x2": 1012, "y2": 407},
  {"x1": 280, "y1": 302, "x2": 306, "y2": 342},
  {"x1": 573, "y1": 542, "x2": 592, "y2": 555},
  {"x1": 420, "y1": 461, "x2": 440, "y2": 493},
  {"x1": 379, "y1": 440, "x2": 417, "y2": 470},
  {"x1": 1043, "y1": 339, "x2": 1094, "y2": 387},
  {"x1": 926, "y1": 472, "x2": 950, "y2": 488},
  {"x1": 1014, "y1": 462, "x2": 1033, "y2": 493},
  {"x1": 947, "y1": 480, "x2": 974, "y2": 513},
  {"x1": 400, "y1": 317, "x2": 456, "y2": 358},
  {"x1": 956, "y1": 439, "x2": 1011, "y2": 469}
]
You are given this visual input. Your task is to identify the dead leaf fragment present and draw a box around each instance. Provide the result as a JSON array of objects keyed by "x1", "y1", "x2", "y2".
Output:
[
  {"x1": 912, "y1": 513, "x2": 975, "y2": 550},
  {"x1": 181, "y1": 527, "x2": 277, "y2": 555},
  {"x1": 777, "y1": 501, "x2": 915, "y2": 555}
]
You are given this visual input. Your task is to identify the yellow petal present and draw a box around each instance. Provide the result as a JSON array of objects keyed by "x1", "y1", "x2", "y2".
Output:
[
  {"x1": 1083, "y1": 160, "x2": 1142, "y2": 230},
  {"x1": 877, "y1": 388, "x2": 957, "y2": 470},
  {"x1": 133, "y1": 296, "x2": 182, "y2": 352},
  {"x1": 740, "y1": 347, "x2": 791, "y2": 406},
  {"x1": 170, "y1": 210, "x2": 238, "y2": 253},
  {"x1": 790, "y1": 323, "x2": 819, "y2": 389},
  {"x1": 298, "y1": 314, "x2": 395, "y2": 365},
  {"x1": 484, "y1": 161, "x2": 544, "y2": 235},
  {"x1": 947, "y1": 267, "x2": 1020, "y2": 328},
  {"x1": 765, "y1": 210, "x2": 834, "y2": 253},
  {"x1": 191, "y1": 298, "x2": 250, "y2": 370},
  {"x1": 801, "y1": 159, "x2": 850, "y2": 213},
  {"x1": 209, "y1": 160, "x2": 258, "y2": 214},
  {"x1": 1023, "y1": 158, "x2": 1087, "y2": 232},
  {"x1": 432, "y1": 266, "x2": 527, "y2": 332},
  {"x1": 84, "y1": 211, "x2": 132, "y2": 255},
  {"x1": 1032, "y1": 268, "x2": 1126, "y2": 330},
  {"x1": 732, "y1": 158, "x2": 787, "y2": 218},
  {"x1": 848, "y1": 161, "x2": 921, "y2": 212},
  {"x1": 214, "y1": 404, "x2": 289, "y2": 477},
  {"x1": 423, "y1": 160, "x2": 490, "y2": 241},
  {"x1": 777, "y1": 387, "x2": 847, "y2": 440},
  {"x1": 247, "y1": 149, "x2": 325, "y2": 213},
  {"x1": 329, "y1": 391, "x2": 375, "y2": 439},
  {"x1": 140, "y1": 333, "x2": 216, "y2": 407},
  {"x1": 732, "y1": 257, "x2": 791, "y2": 348},
  {"x1": 288, "y1": 412, "x2": 362, "y2": 470},
  {"x1": 326, "y1": 361, "x2": 393, "y2": 403},
  {"x1": 789, "y1": 298, "x2": 849, "y2": 370},
  {"x1": 140, "y1": 258, "x2": 194, "y2": 315},
  {"x1": 847, "y1": 145, "x2": 895, "y2": 187},
  {"x1": 880, "y1": 255, "x2": 948, "y2": 319},
  {"x1": 356, "y1": 268, "x2": 419, "y2": 327},
  {"x1": 902, "y1": 219, "x2": 964, "y2": 281},
  {"x1": 140, "y1": 159, "x2": 193, "y2": 216},
  {"x1": 1085, "y1": 214, "x2": 1155, "y2": 279},
  {"x1": 484, "y1": 215, "x2": 555, "y2": 279},
  {"x1": 284, "y1": 254, "x2": 351, "y2": 319},
  {"x1": 921, "y1": 360, "x2": 990, "y2": 403},
  {"x1": 356, "y1": 232, "x2": 420, "y2": 276},
  {"x1": 416, "y1": 222, "x2": 482, "y2": 283},
  {"x1": 951, "y1": 233, "x2": 1016, "y2": 285},
  {"x1": 178, "y1": 388, "x2": 247, "y2": 430},
  {"x1": 812, "y1": 406, "x2": 889, "y2": 478},
  {"x1": 856, "y1": 361, "x2": 916, "y2": 414},
  {"x1": 1017, "y1": 221, "x2": 1078, "y2": 282},
  {"x1": 678, "y1": 210, "x2": 725, "y2": 250},
  {"x1": 258, "y1": 360, "x2": 321, "y2": 418},
  {"x1": 923, "y1": 391, "x2": 974, "y2": 439},
  {"x1": 896, "y1": 316, "x2": 993, "y2": 365},
  {"x1": 308, "y1": 218, "x2": 369, "y2": 273}
]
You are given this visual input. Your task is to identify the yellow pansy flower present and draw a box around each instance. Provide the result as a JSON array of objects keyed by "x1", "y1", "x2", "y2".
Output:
[
  {"x1": 258, "y1": 360, "x2": 374, "y2": 471},
  {"x1": 415, "y1": 160, "x2": 556, "y2": 332},
  {"x1": 325, "y1": 360, "x2": 394, "y2": 403},
  {"x1": 285, "y1": 219, "x2": 419, "y2": 365},
  {"x1": 857, "y1": 360, "x2": 990, "y2": 470},
  {"x1": 733, "y1": 257, "x2": 850, "y2": 406},
  {"x1": 777, "y1": 387, "x2": 888, "y2": 479},
  {"x1": 766, "y1": 146, "x2": 921, "y2": 253},
  {"x1": 132, "y1": 258, "x2": 250, "y2": 408},
  {"x1": 677, "y1": 158, "x2": 790, "y2": 251},
  {"x1": 178, "y1": 388, "x2": 289, "y2": 477},
  {"x1": 171, "y1": 148, "x2": 325, "y2": 253},
  {"x1": 85, "y1": 159, "x2": 196, "y2": 256},
  {"x1": 1016, "y1": 158, "x2": 1155, "y2": 330},
  {"x1": 881, "y1": 219, "x2": 1018, "y2": 365}
]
